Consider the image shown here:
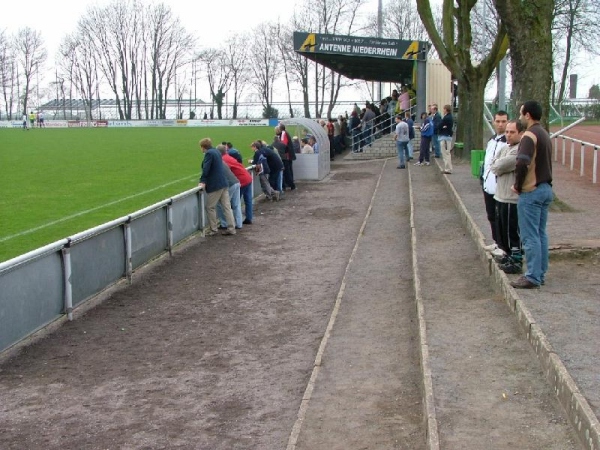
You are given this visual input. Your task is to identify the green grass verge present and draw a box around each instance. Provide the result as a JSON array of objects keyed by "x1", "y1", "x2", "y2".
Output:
[{"x1": 0, "y1": 126, "x2": 273, "y2": 262}]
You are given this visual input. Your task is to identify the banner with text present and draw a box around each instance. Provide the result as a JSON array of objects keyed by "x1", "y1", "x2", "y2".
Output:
[{"x1": 294, "y1": 32, "x2": 428, "y2": 61}]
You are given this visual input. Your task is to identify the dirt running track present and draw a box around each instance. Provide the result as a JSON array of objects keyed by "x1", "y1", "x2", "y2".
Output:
[
  {"x1": 0, "y1": 162, "x2": 395, "y2": 449},
  {"x1": 550, "y1": 124, "x2": 600, "y2": 187}
]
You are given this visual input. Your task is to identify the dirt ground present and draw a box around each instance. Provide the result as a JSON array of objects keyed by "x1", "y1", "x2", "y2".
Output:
[
  {"x1": 0, "y1": 162, "x2": 397, "y2": 449},
  {"x1": 0, "y1": 128, "x2": 597, "y2": 449},
  {"x1": 549, "y1": 124, "x2": 600, "y2": 187}
]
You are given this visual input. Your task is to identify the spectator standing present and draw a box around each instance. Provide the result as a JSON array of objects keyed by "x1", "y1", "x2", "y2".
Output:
[
  {"x1": 22, "y1": 112, "x2": 28, "y2": 130},
  {"x1": 258, "y1": 140, "x2": 284, "y2": 195},
  {"x1": 438, "y1": 104, "x2": 454, "y2": 174},
  {"x1": 510, "y1": 100, "x2": 553, "y2": 289},
  {"x1": 333, "y1": 117, "x2": 343, "y2": 154},
  {"x1": 491, "y1": 119, "x2": 523, "y2": 274},
  {"x1": 388, "y1": 93, "x2": 398, "y2": 132},
  {"x1": 215, "y1": 149, "x2": 243, "y2": 230},
  {"x1": 481, "y1": 111, "x2": 508, "y2": 257},
  {"x1": 308, "y1": 135, "x2": 319, "y2": 153},
  {"x1": 404, "y1": 111, "x2": 415, "y2": 160},
  {"x1": 198, "y1": 138, "x2": 236, "y2": 236},
  {"x1": 250, "y1": 141, "x2": 279, "y2": 201},
  {"x1": 225, "y1": 142, "x2": 243, "y2": 164},
  {"x1": 276, "y1": 124, "x2": 296, "y2": 190},
  {"x1": 292, "y1": 136, "x2": 301, "y2": 154},
  {"x1": 397, "y1": 86, "x2": 411, "y2": 115},
  {"x1": 326, "y1": 119, "x2": 335, "y2": 160},
  {"x1": 431, "y1": 104, "x2": 442, "y2": 158},
  {"x1": 394, "y1": 114, "x2": 409, "y2": 169},
  {"x1": 415, "y1": 112, "x2": 433, "y2": 166},
  {"x1": 29, "y1": 111, "x2": 36, "y2": 128},
  {"x1": 362, "y1": 105, "x2": 376, "y2": 147},
  {"x1": 348, "y1": 111, "x2": 361, "y2": 152},
  {"x1": 220, "y1": 144, "x2": 254, "y2": 225}
]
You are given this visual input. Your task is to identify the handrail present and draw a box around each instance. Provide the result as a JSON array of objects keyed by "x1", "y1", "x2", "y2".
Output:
[
  {"x1": 351, "y1": 109, "x2": 406, "y2": 153},
  {"x1": 551, "y1": 129, "x2": 600, "y2": 184},
  {"x1": 550, "y1": 116, "x2": 586, "y2": 138}
]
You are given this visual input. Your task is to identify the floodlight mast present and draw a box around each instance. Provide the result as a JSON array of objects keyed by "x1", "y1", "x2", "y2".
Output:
[{"x1": 377, "y1": 0, "x2": 384, "y2": 101}]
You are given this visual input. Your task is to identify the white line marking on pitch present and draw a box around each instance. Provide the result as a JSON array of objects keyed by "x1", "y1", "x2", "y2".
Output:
[{"x1": 0, "y1": 175, "x2": 198, "y2": 243}]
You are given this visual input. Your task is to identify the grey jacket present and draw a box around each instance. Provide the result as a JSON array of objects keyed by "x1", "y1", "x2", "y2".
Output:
[{"x1": 491, "y1": 142, "x2": 519, "y2": 204}]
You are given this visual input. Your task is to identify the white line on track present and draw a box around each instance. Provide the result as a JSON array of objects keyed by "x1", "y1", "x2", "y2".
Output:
[{"x1": 0, "y1": 174, "x2": 198, "y2": 243}]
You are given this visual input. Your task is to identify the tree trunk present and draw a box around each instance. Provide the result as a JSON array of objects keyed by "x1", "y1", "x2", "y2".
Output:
[
  {"x1": 456, "y1": 76, "x2": 485, "y2": 158},
  {"x1": 557, "y1": 11, "x2": 575, "y2": 104},
  {"x1": 495, "y1": 0, "x2": 554, "y2": 128}
]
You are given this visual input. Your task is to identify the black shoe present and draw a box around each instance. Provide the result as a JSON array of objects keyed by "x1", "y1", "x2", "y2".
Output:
[
  {"x1": 242, "y1": 219, "x2": 252, "y2": 225},
  {"x1": 511, "y1": 276, "x2": 540, "y2": 289},
  {"x1": 218, "y1": 225, "x2": 227, "y2": 230},
  {"x1": 500, "y1": 261, "x2": 522, "y2": 274},
  {"x1": 494, "y1": 254, "x2": 510, "y2": 264}
]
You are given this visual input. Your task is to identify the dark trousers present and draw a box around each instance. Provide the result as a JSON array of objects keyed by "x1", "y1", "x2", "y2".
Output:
[
  {"x1": 419, "y1": 136, "x2": 431, "y2": 162},
  {"x1": 483, "y1": 190, "x2": 498, "y2": 243},
  {"x1": 283, "y1": 160, "x2": 295, "y2": 190},
  {"x1": 495, "y1": 201, "x2": 521, "y2": 257}
]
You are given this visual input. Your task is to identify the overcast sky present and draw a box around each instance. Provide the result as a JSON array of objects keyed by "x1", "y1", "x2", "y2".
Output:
[{"x1": 2, "y1": 0, "x2": 598, "y2": 102}]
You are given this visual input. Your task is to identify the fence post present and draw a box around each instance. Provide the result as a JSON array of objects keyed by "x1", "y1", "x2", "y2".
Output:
[
  {"x1": 61, "y1": 242, "x2": 73, "y2": 321},
  {"x1": 594, "y1": 147, "x2": 598, "y2": 184},
  {"x1": 562, "y1": 139, "x2": 566, "y2": 165},
  {"x1": 580, "y1": 143, "x2": 585, "y2": 177},
  {"x1": 124, "y1": 220, "x2": 133, "y2": 284},
  {"x1": 570, "y1": 140, "x2": 575, "y2": 170},
  {"x1": 166, "y1": 201, "x2": 174, "y2": 256}
]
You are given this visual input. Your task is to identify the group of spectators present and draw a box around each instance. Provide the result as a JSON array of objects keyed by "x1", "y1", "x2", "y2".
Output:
[
  {"x1": 393, "y1": 102, "x2": 455, "y2": 173},
  {"x1": 480, "y1": 101, "x2": 553, "y2": 290},
  {"x1": 197, "y1": 124, "x2": 298, "y2": 236}
]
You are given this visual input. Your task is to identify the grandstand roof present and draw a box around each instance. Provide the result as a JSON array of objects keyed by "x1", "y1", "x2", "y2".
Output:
[{"x1": 293, "y1": 32, "x2": 430, "y2": 83}]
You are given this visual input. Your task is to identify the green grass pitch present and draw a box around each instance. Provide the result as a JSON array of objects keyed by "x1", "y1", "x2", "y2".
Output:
[{"x1": 0, "y1": 126, "x2": 275, "y2": 263}]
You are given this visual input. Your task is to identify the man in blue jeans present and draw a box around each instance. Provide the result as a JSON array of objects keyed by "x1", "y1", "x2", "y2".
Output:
[
  {"x1": 431, "y1": 104, "x2": 442, "y2": 158},
  {"x1": 510, "y1": 100, "x2": 553, "y2": 289},
  {"x1": 394, "y1": 115, "x2": 409, "y2": 169}
]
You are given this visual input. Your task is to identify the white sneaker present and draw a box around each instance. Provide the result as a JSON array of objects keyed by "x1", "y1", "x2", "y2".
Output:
[
  {"x1": 483, "y1": 243, "x2": 498, "y2": 251},
  {"x1": 491, "y1": 247, "x2": 505, "y2": 258},
  {"x1": 414, "y1": 162, "x2": 422, "y2": 166},
  {"x1": 424, "y1": 162, "x2": 430, "y2": 166}
]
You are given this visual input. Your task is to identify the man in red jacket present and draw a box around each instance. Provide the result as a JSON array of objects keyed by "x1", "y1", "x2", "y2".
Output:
[{"x1": 219, "y1": 146, "x2": 254, "y2": 225}]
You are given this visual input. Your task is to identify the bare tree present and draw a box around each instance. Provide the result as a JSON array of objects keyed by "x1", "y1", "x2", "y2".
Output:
[
  {"x1": 552, "y1": 0, "x2": 600, "y2": 103},
  {"x1": 13, "y1": 27, "x2": 47, "y2": 115},
  {"x1": 0, "y1": 29, "x2": 18, "y2": 119},
  {"x1": 285, "y1": 12, "x2": 312, "y2": 118},
  {"x1": 58, "y1": 33, "x2": 100, "y2": 120},
  {"x1": 145, "y1": 3, "x2": 192, "y2": 119},
  {"x1": 306, "y1": 0, "x2": 367, "y2": 118},
  {"x1": 223, "y1": 34, "x2": 249, "y2": 120},
  {"x1": 380, "y1": 0, "x2": 431, "y2": 41},
  {"x1": 274, "y1": 24, "x2": 296, "y2": 118},
  {"x1": 248, "y1": 22, "x2": 282, "y2": 118},
  {"x1": 197, "y1": 48, "x2": 231, "y2": 120},
  {"x1": 417, "y1": 0, "x2": 508, "y2": 155}
]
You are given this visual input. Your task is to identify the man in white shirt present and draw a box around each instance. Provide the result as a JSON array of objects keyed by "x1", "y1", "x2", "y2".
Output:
[{"x1": 482, "y1": 111, "x2": 508, "y2": 257}]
